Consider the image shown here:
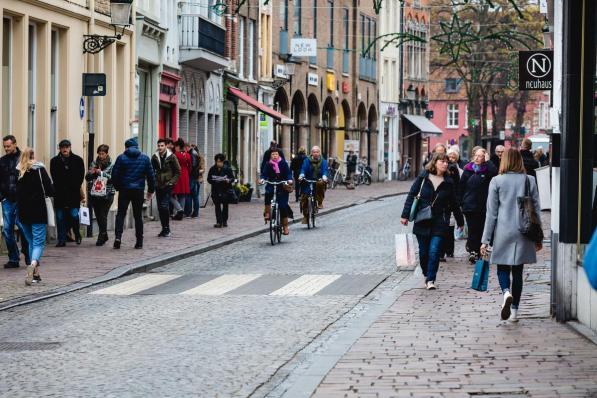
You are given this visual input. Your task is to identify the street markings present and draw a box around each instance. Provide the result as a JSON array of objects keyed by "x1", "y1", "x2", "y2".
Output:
[
  {"x1": 269, "y1": 275, "x2": 342, "y2": 296},
  {"x1": 180, "y1": 274, "x2": 262, "y2": 296},
  {"x1": 91, "y1": 273, "x2": 386, "y2": 297},
  {"x1": 90, "y1": 274, "x2": 181, "y2": 296}
]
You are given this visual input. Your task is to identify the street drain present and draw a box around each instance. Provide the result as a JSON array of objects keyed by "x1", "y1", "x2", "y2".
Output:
[{"x1": 0, "y1": 342, "x2": 61, "y2": 352}]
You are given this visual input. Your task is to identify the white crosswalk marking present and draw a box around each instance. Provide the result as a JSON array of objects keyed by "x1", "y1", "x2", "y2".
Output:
[
  {"x1": 91, "y1": 274, "x2": 181, "y2": 295},
  {"x1": 269, "y1": 274, "x2": 342, "y2": 296},
  {"x1": 180, "y1": 274, "x2": 262, "y2": 296}
]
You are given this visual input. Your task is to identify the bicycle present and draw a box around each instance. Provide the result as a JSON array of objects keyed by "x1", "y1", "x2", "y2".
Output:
[
  {"x1": 261, "y1": 180, "x2": 288, "y2": 245},
  {"x1": 354, "y1": 161, "x2": 372, "y2": 186},
  {"x1": 398, "y1": 159, "x2": 412, "y2": 181},
  {"x1": 301, "y1": 179, "x2": 320, "y2": 229}
]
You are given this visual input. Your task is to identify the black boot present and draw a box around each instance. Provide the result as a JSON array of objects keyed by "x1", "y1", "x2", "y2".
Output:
[
  {"x1": 113, "y1": 239, "x2": 121, "y2": 249},
  {"x1": 134, "y1": 238, "x2": 143, "y2": 249}
]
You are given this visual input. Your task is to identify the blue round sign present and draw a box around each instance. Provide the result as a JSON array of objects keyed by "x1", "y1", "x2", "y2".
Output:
[{"x1": 79, "y1": 97, "x2": 85, "y2": 120}]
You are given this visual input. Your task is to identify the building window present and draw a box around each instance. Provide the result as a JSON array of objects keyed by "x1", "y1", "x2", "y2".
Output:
[
  {"x1": 2, "y1": 18, "x2": 11, "y2": 134},
  {"x1": 282, "y1": 0, "x2": 288, "y2": 31},
  {"x1": 445, "y1": 78, "x2": 460, "y2": 93},
  {"x1": 328, "y1": 0, "x2": 334, "y2": 47},
  {"x1": 248, "y1": 19, "x2": 255, "y2": 80},
  {"x1": 447, "y1": 104, "x2": 459, "y2": 128},
  {"x1": 50, "y1": 29, "x2": 59, "y2": 158},
  {"x1": 361, "y1": 15, "x2": 365, "y2": 55},
  {"x1": 293, "y1": 0, "x2": 302, "y2": 36},
  {"x1": 313, "y1": 0, "x2": 317, "y2": 38},
  {"x1": 239, "y1": 17, "x2": 245, "y2": 78},
  {"x1": 343, "y1": 9, "x2": 349, "y2": 50}
]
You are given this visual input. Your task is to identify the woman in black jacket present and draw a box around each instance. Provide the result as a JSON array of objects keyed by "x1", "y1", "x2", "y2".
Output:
[
  {"x1": 401, "y1": 153, "x2": 464, "y2": 290},
  {"x1": 207, "y1": 153, "x2": 235, "y2": 228},
  {"x1": 16, "y1": 148, "x2": 54, "y2": 286},
  {"x1": 459, "y1": 148, "x2": 498, "y2": 263},
  {"x1": 260, "y1": 148, "x2": 294, "y2": 235}
]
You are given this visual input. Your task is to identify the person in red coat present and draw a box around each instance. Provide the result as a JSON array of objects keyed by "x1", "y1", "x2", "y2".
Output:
[{"x1": 171, "y1": 139, "x2": 192, "y2": 220}]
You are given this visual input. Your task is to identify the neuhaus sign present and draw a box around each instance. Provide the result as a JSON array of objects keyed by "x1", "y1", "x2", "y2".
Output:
[{"x1": 519, "y1": 50, "x2": 553, "y2": 90}]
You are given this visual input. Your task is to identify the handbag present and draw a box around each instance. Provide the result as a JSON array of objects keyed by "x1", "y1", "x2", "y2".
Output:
[
  {"x1": 224, "y1": 187, "x2": 239, "y2": 204},
  {"x1": 455, "y1": 223, "x2": 468, "y2": 240},
  {"x1": 408, "y1": 177, "x2": 426, "y2": 222},
  {"x1": 517, "y1": 176, "x2": 544, "y2": 244},
  {"x1": 583, "y1": 229, "x2": 597, "y2": 290},
  {"x1": 471, "y1": 256, "x2": 490, "y2": 292},
  {"x1": 90, "y1": 172, "x2": 108, "y2": 197},
  {"x1": 79, "y1": 206, "x2": 91, "y2": 226},
  {"x1": 38, "y1": 169, "x2": 55, "y2": 228}
]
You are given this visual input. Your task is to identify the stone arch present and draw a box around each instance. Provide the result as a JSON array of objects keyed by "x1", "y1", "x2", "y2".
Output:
[
  {"x1": 366, "y1": 104, "x2": 379, "y2": 178},
  {"x1": 321, "y1": 97, "x2": 337, "y2": 158},
  {"x1": 273, "y1": 88, "x2": 290, "y2": 153},
  {"x1": 291, "y1": 90, "x2": 307, "y2": 153}
]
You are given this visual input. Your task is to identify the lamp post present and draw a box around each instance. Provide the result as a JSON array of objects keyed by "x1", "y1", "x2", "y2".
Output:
[
  {"x1": 83, "y1": 0, "x2": 134, "y2": 54},
  {"x1": 82, "y1": 0, "x2": 133, "y2": 237}
]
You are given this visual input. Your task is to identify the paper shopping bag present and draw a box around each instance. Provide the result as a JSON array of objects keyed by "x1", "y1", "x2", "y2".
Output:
[{"x1": 79, "y1": 206, "x2": 91, "y2": 226}]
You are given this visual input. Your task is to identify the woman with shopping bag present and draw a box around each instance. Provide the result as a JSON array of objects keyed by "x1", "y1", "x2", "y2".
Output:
[
  {"x1": 85, "y1": 145, "x2": 115, "y2": 246},
  {"x1": 400, "y1": 153, "x2": 464, "y2": 290},
  {"x1": 16, "y1": 148, "x2": 55, "y2": 286},
  {"x1": 481, "y1": 149, "x2": 543, "y2": 322}
]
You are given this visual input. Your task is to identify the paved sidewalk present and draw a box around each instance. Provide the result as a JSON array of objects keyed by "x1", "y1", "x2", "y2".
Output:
[
  {"x1": 313, "y1": 235, "x2": 597, "y2": 397},
  {"x1": 0, "y1": 181, "x2": 410, "y2": 305}
]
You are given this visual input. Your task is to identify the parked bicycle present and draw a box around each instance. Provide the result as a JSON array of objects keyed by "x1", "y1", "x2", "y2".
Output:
[
  {"x1": 301, "y1": 179, "x2": 320, "y2": 229},
  {"x1": 354, "y1": 160, "x2": 372, "y2": 186},
  {"x1": 398, "y1": 158, "x2": 412, "y2": 181},
  {"x1": 261, "y1": 180, "x2": 288, "y2": 245}
]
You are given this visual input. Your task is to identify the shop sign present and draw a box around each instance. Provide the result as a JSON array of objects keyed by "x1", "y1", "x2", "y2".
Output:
[
  {"x1": 290, "y1": 38, "x2": 317, "y2": 57},
  {"x1": 385, "y1": 105, "x2": 396, "y2": 116},
  {"x1": 326, "y1": 72, "x2": 335, "y2": 92},
  {"x1": 519, "y1": 50, "x2": 553, "y2": 90},
  {"x1": 342, "y1": 81, "x2": 350, "y2": 94},
  {"x1": 274, "y1": 64, "x2": 287, "y2": 78},
  {"x1": 308, "y1": 73, "x2": 319, "y2": 86}
]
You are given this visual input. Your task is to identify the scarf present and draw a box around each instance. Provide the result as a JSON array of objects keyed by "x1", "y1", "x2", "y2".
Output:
[
  {"x1": 269, "y1": 157, "x2": 282, "y2": 174},
  {"x1": 309, "y1": 156, "x2": 322, "y2": 176},
  {"x1": 95, "y1": 156, "x2": 111, "y2": 171}
]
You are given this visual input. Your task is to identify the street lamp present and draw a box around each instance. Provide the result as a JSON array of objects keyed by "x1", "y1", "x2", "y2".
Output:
[{"x1": 83, "y1": 0, "x2": 134, "y2": 54}]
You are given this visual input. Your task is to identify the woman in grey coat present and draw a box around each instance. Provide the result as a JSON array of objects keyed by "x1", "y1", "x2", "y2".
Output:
[{"x1": 481, "y1": 149, "x2": 542, "y2": 322}]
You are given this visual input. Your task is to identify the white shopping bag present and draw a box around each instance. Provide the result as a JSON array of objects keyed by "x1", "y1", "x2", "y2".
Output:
[{"x1": 79, "y1": 206, "x2": 91, "y2": 226}]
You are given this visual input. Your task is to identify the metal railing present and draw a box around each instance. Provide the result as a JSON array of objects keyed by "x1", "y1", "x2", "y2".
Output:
[{"x1": 179, "y1": 14, "x2": 225, "y2": 57}]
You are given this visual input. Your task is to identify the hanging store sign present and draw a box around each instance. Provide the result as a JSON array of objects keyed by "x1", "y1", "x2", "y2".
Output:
[
  {"x1": 342, "y1": 81, "x2": 350, "y2": 94},
  {"x1": 326, "y1": 72, "x2": 335, "y2": 92},
  {"x1": 274, "y1": 64, "x2": 287, "y2": 78},
  {"x1": 519, "y1": 50, "x2": 553, "y2": 90},
  {"x1": 308, "y1": 73, "x2": 319, "y2": 86},
  {"x1": 290, "y1": 38, "x2": 317, "y2": 57}
]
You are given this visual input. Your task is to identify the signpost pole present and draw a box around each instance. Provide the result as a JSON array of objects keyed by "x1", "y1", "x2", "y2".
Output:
[{"x1": 86, "y1": 96, "x2": 95, "y2": 238}]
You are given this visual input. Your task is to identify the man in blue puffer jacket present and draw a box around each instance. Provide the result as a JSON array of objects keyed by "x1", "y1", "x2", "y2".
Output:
[{"x1": 111, "y1": 137, "x2": 156, "y2": 250}]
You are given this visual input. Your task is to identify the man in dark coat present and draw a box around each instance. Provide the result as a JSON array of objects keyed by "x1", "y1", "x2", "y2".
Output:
[
  {"x1": 520, "y1": 138, "x2": 539, "y2": 178},
  {"x1": 345, "y1": 147, "x2": 358, "y2": 187},
  {"x1": 151, "y1": 138, "x2": 181, "y2": 237},
  {"x1": 50, "y1": 139, "x2": 85, "y2": 247},
  {"x1": 261, "y1": 141, "x2": 285, "y2": 173},
  {"x1": 490, "y1": 145, "x2": 505, "y2": 171},
  {"x1": 290, "y1": 147, "x2": 306, "y2": 202},
  {"x1": 111, "y1": 137, "x2": 156, "y2": 249},
  {"x1": 0, "y1": 135, "x2": 29, "y2": 267}
]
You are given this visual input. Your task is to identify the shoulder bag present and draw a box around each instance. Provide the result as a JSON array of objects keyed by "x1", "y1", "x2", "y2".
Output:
[
  {"x1": 517, "y1": 175, "x2": 543, "y2": 244},
  {"x1": 38, "y1": 169, "x2": 56, "y2": 227},
  {"x1": 408, "y1": 177, "x2": 426, "y2": 222}
]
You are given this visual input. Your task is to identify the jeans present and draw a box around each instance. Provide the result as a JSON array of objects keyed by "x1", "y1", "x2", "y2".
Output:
[
  {"x1": 416, "y1": 234, "x2": 444, "y2": 282},
  {"x1": 497, "y1": 264, "x2": 524, "y2": 309},
  {"x1": 213, "y1": 199, "x2": 228, "y2": 225},
  {"x1": 114, "y1": 189, "x2": 144, "y2": 241},
  {"x1": 170, "y1": 194, "x2": 186, "y2": 213},
  {"x1": 464, "y1": 212, "x2": 486, "y2": 255},
  {"x1": 56, "y1": 207, "x2": 80, "y2": 244},
  {"x1": 91, "y1": 196, "x2": 114, "y2": 237},
  {"x1": 156, "y1": 187, "x2": 172, "y2": 231},
  {"x1": 20, "y1": 223, "x2": 46, "y2": 264},
  {"x1": 185, "y1": 179, "x2": 200, "y2": 217},
  {"x1": 2, "y1": 200, "x2": 30, "y2": 264}
]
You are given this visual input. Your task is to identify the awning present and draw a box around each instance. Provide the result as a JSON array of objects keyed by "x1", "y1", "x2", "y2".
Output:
[
  {"x1": 402, "y1": 114, "x2": 443, "y2": 136},
  {"x1": 228, "y1": 87, "x2": 294, "y2": 125}
]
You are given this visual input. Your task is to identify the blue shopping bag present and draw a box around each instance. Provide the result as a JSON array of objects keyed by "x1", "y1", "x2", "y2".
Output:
[
  {"x1": 583, "y1": 229, "x2": 597, "y2": 290},
  {"x1": 471, "y1": 257, "x2": 490, "y2": 292}
]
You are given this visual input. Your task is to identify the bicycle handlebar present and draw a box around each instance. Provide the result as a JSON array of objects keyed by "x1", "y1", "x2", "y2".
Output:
[
  {"x1": 261, "y1": 180, "x2": 289, "y2": 185},
  {"x1": 302, "y1": 179, "x2": 322, "y2": 183}
]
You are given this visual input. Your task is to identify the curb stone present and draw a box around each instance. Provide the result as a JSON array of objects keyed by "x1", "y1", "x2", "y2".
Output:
[{"x1": 0, "y1": 190, "x2": 408, "y2": 311}]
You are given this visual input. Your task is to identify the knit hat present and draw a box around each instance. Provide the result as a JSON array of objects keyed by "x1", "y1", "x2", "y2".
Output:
[{"x1": 125, "y1": 137, "x2": 138, "y2": 148}]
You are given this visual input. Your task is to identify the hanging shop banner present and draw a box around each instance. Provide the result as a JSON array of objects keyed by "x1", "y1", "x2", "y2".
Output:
[{"x1": 518, "y1": 50, "x2": 553, "y2": 90}]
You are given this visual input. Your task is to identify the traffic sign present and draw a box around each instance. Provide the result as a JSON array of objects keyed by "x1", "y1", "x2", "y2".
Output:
[{"x1": 79, "y1": 97, "x2": 85, "y2": 120}]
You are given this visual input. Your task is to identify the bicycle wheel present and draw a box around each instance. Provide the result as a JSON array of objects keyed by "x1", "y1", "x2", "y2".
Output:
[
  {"x1": 309, "y1": 197, "x2": 316, "y2": 229},
  {"x1": 276, "y1": 205, "x2": 282, "y2": 242},
  {"x1": 269, "y1": 205, "x2": 277, "y2": 245},
  {"x1": 364, "y1": 174, "x2": 372, "y2": 185},
  {"x1": 307, "y1": 198, "x2": 313, "y2": 229}
]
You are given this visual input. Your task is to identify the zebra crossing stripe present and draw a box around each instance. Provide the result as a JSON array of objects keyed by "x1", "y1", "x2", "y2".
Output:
[
  {"x1": 180, "y1": 274, "x2": 262, "y2": 296},
  {"x1": 90, "y1": 274, "x2": 181, "y2": 296},
  {"x1": 269, "y1": 274, "x2": 342, "y2": 296}
]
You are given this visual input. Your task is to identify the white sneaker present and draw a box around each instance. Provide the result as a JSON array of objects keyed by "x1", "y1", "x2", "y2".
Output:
[
  {"x1": 509, "y1": 308, "x2": 519, "y2": 322},
  {"x1": 501, "y1": 291, "x2": 513, "y2": 320},
  {"x1": 426, "y1": 281, "x2": 436, "y2": 290}
]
